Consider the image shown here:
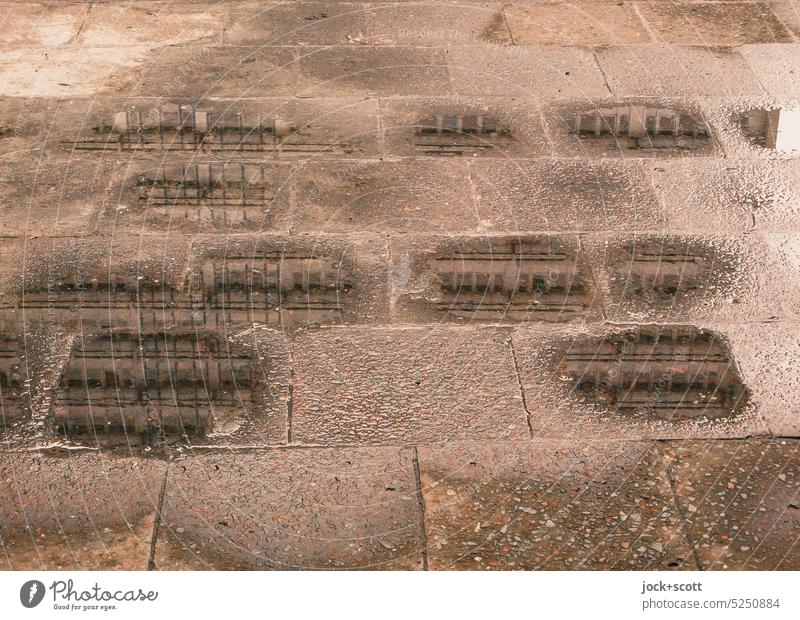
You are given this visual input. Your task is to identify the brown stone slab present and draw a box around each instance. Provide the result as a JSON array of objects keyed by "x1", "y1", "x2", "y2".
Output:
[
  {"x1": 584, "y1": 232, "x2": 794, "y2": 323},
  {"x1": 292, "y1": 327, "x2": 528, "y2": 445},
  {"x1": 0, "y1": 2, "x2": 88, "y2": 49},
  {"x1": 380, "y1": 97, "x2": 550, "y2": 158},
  {"x1": 596, "y1": 45, "x2": 764, "y2": 96},
  {"x1": 108, "y1": 159, "x2": 294, "y2": 233},
  {"x1": 131, "y1": 46, "x2": 299, "y2": 98},
  {"x1": 225, "y1": 1, "x2": 371, "y2": 46},
  {"x1": 656, "y1": 159, "x2": 800, "y2": 233},
  {"x1": 419, "y1": 441, "x2": 694, "y2": 569},
  {"x1": 724, "y1": 321, "x2": 800, "y2": 437},
  {"x1": 541, "y1": 97, "x2": 720, "y2": 159},
  {"x1": 513, "y1": 323, "x2": 768, "y2": 440},
  {"x1": 76, "y1": 1, "x2": 225, "y2": 47},
  {"x1": 389, "y1": 234, "x2": 602, "y2": 324},
  {"x1": 470, "y1": 159, "x2": 664, "y2": 232},
  {"x1": 48, "y1": 98, "x2": 380, "y2": 160},
  {"x1": 637, "y1": 1, "x2": 793, "y2": 45},
  {"x1": 447, "y1": 45, "x2": 609, "y2": 98},
  {"x1": 297, "y1": 46, "x2": 451, "y2": 96},
  {"x1": 292, "y1": 159, "x2": 480, "y2": 233},
  {"x1": 505, "y1": 1, "x2": 652, "y2": 45},
  {"x1": 0, "y1": 450, "x2": 164, "y2": 570},
  {"x1": 0, "y1": 98, "x2": 58, "y2": 156},
  {"x1": 364, "y1": 2, "x2": 511, "y2": 45},
  {"x1": 739, "y1": 43, "x2": 800, "y2": 97},
  {"x1": 0, "y1": 158, "x2": 124, "y2": 236},
  {"x1": 666, "y1": 439, "x2": 800, "y2": 569},
  {"x1": 154, "y1": 447, "x2": 424, "y2": 569}
]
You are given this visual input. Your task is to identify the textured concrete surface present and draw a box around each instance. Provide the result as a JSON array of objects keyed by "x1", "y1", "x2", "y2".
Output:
[{"x1": 1, "y1": 0, "x2": 798, "y2": 571}]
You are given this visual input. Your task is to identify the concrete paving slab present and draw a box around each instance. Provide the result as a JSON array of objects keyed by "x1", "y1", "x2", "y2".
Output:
[
  {"x1": 447, "y1": 45, "x2": 609, "y2": 98},
  {"x1": 154, "y1": 447, "x2": 424, "y2": 569},
  {"x1": 380, "y1": 96, "x2": 550, "y2": 158},
  {"x1": 292, "y1": 159, "x2": 480, "y2": 233},
  {"x1": 388, "y1": 234, "x2": 603, "y2": 324},
  {"x1": 666, "y1": 439, "x2": 800, "y2": 569},
  {"x1": 297, "y1": 46, "x2": 451, "y2": 96},
  {"x1": 469, "y1": 159, "x2": 664, "y2": 232},
  {"x1": 0, "y1": 450, "x2": 164, "y2": 570},
  {"x1": 636, "y1": 1, "x2": 793, "y2": 45},
  {"x1": 740, "y1": 43, "x2": 800, "y2": 97},
  {"x1": 583, "y1": 232, "x2": 797, "y2": 323},
  {"x1": 596, "y1": 45, "x2": 764, "y2": 96},
  {"x1": 513, "y1": 323, "x2": 769, "y2": 440},
  {"x1": 418, "y1": 441, "x2": 694, "y2": 569},
  {"x1": 541, "y1": 97, "x2": 721, "y2": 159},
  {"x1": 291, "y1": 327, "x2": 528, "y2": 445},
  {"x1": 505, "y1": 1, "x2": 653, "y2": 45}
]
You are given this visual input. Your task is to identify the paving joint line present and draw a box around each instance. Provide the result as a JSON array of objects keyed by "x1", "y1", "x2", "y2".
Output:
[
  {"x1": 147, "y1": 462, "x2": 169, "y2": 571},
  {"x1": 412, "y1": 446, "x2": 429, "y2": 571}
]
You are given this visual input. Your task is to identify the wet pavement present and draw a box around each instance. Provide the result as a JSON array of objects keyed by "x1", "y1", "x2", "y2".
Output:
[{"x1": 1, "y1": 0, "x2": 799, "y2": 570}]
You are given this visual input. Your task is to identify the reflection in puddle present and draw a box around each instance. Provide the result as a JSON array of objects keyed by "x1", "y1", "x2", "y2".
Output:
[
  {"x1": 55, "y1": 331, "x2": 255, "y2": 443},
  {"x1": 414, "y1": 114, "x2": 513, "y2": 156},
  {"x1": 558, "y1": 326, "x2": 749, "y2": 421},
  {"x1": 571, "y1": 105, "x2": 711, "y2": 150},
  {"x1": 742, "y1": 108, "x2": 800, "y2": 153},
  {"x1": 70, "y1": 104, "x2": 354, "y2": 156},
  {"x1": 431, "y1": 237, "x2": 592, "y2": 321}
]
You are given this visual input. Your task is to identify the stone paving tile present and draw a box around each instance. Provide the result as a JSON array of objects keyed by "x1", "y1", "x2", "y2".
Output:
[
  {"x1": 297, "y1": 46, "x2": 451, "y2": 96},
  {"x1": 131, "y1": 46, "x2": 299, "y2": 98},
  {"x1": 292, "y1": 159, "x2": 481, "y2": 233},
  {"x1": 540, "y1": 97, "x2": 721, "y2": 159},
  {"x1": 767, "y1": 0, "x2": 800, "y2": 38},
  {"x1": 513, "y1": 323, "x2": 769, "y2": 441},
  {"x1": 0, "y1": 158, "x2": 124, "y2": 236},
  {"x1": 665, "y1": 439, "x2": 800, "y2": 569},
  {"x1": 583, "y1": 232, "x2": 797, "y2": 323},
  {"x1": 637, "y1": 1, "x2": 793, "y2": 45},
  {"x1": 740, "y1": 43, "x2": 800, "y2": 97},
  {"x1": 0, "y1": 2, "x2": 88, "y2": 49},
  {"x1": 596, "y1": 45, "x2": 765, "y2": 96},
  {"x1": 364, "y1": 2, "x2": 511, "y2": 46},
  {"x1": 724, "y1": 321, "x2": 800, "y2": 436},
  {"x1": 505, "y1": 1, "x2": 653, "y2": 45},
  {"x1": 418, "y1": 441, "x2": 694, "y2": 569},
  {"x1": 469, "y1": 159, "x2": 664, "y2": 232},
  {"x1": 0, "y1": 98, "x2": 56, "y2": 156},
  {"x1": 0, "y1": 450, "x2": 164, "y2": 570},
  {"x1": 380, "y1": 96, "x2": 550, "y2": 158},
  {"x1": 655, "y1": 159, "x2": 800, "y2": 233},
  {"x1": 447, "y1": 45, "x2": 609, "y2": 98},
  {"x1": 154, "y1": 447, "x2": 423, "y2": 569},
  {"x1": 388, "y1": 233, "x2": 603, "y2": 324},
  {"x1": 225, "y1": 1, "x2": 371, "y2": 46},
  {"x1": 76, "y1": 1, "x2": 225, "y2": 47},
  {"x1": 291, "y1": 327, "x2": 528, "y2": 445}
]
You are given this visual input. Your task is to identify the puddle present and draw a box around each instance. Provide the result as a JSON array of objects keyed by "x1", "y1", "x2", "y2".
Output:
[
  {"x1": 133, "y1": 163, "x2": 282, "y2": 227},
  {"x1": 558, "y1": 326, "x2": 749, "y2": 421},
  {"x1": 10, "y1": 251, "x2": 353, "y2": 330},
  {"x1": 54, "y1": 331, "x2": 255, "y2": 444},
  {"x1": 412, "y1": 114, "x2": 513, "y2": 156},
  {"x1": 424, "y1": 237, "x2": 593, "y2": 321},
  {"x1": 69, "y1": 104, "x2": 356, "y2": 156},
  {"x1": 570, "y1": 104, "x2": 711, "y2": 151},
  {"x1": 741, "y1": 108, "x2": 800, "y2": 153}
]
